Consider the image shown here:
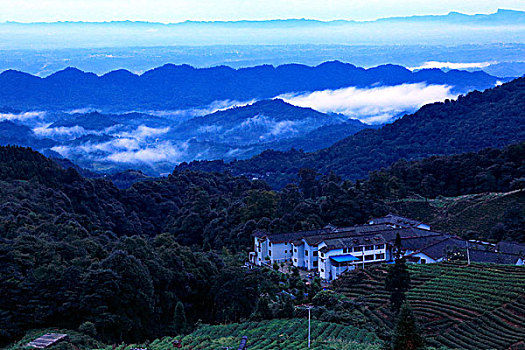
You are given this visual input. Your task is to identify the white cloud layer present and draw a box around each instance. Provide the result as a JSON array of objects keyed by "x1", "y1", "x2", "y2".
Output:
[
  {"x1": 408, "y1": 61, "x2": 495, "y2": 71},
  {"x1": 117, "y1": 125, "x2": 170, "y2": 140},
  {"x1": 33, "y1": 124, "x2": 90, "y2": 138},
  {"x1": 279, "y1": 83, "x2": 456, "y2": 124},
  {"x1": 51, "y1": 125, "x2": 187, "y2": 164},
  {"x1": 0, "y1": 111, "x2": 45, "y2": 121}
]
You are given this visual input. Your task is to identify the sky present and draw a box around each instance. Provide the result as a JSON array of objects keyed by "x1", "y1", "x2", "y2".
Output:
[{"x1": 0, "y1": 0, "x2": 524, "y2": 22}]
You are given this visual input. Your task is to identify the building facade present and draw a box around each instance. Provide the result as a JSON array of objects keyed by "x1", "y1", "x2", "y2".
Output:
[{"x1": 249, "y1": 214, "x2": 525, "y2": 281}]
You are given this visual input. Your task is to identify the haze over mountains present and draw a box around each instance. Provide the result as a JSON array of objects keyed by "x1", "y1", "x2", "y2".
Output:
[
  {"x1": 0, "y1": 99, "x2": 372, "y2": 175},
  {"x1": 0, "y1": 61, "x2": 511, "y2": 175}
]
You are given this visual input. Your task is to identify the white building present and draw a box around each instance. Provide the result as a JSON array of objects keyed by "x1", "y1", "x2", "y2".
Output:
[
  {"x1": 249, "y1": 215, "x2": 525, "y2": 281},
  {"x1": 317, "y1": 235, "x2": 387, "y2": 280}
]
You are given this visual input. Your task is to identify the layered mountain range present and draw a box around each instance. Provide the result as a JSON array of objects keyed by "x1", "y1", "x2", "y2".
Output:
[
  {"x1": 0, "y1": 61, "x2": 505, "y2": 110},
  {"x1": 178, "y1": 76, "x2": 525, "y2": 187}
]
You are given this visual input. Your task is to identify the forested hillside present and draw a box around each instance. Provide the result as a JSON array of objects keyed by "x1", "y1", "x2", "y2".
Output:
[
  {"x1": 178, "y1": 77, "x2": 525, "y2": 188},
  {"x1": 1, "y1": 141, "x2": 524, "y2": 347}
]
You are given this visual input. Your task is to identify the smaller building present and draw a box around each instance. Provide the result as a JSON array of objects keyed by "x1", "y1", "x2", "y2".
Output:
[
  {"x1": 368, "y1": 213, "x2": 431, "y2": 230},
  {"x1": 26, "y1": 333, "x2": 68, "y2": 349}
]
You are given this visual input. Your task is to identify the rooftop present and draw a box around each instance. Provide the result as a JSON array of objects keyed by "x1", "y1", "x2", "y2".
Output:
[
  {"x1": 368, "y1": 213, "x2": 429, "y2": 229},
  {"x1": 320, "y1": 234, "x2": 386, "y2": 252},
  {"x1": 330, "y1": 254, "x2": 361, "y2": 263},
  {"x1": 26, "y1": 333, "x2": 68, "y2": 349}
]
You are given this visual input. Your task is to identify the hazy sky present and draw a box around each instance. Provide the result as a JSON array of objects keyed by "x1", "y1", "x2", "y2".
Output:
[{"x1": 0, "y1": 0, "x2": 524, "y2": 22}]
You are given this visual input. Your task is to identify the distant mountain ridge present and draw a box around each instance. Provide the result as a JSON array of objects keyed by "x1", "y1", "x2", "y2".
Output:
[
  {"x1": 2, "y1": 9, "x2": 523, "y2": 49},
  {"x1": 3, "y1": 9, "x2": 523, "y2": 25},
  {"x1": 0, "y1": 61, "x2": 505, "y2": 111},
  {"x1": 176, "y1": 76, "x2": 525, "y2": 188}
]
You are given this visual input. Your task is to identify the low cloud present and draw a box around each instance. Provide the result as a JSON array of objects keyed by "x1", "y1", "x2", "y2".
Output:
[
  {"x1": 146, "y1": 99, "x2": 257, "y2": 121},
  {"x1": 232, "y1": 114, "x2": 300, "y2": 141},
  {"x1": 408, "y1": 61, "x2": 494, "y2": 71},
  {"x1": 279, "y1": 83, "x2": 456, "y2": 124},
  {"x1": 117, "y1": 125, "x2": 170, "y2": 140},
  {"x1": 105, "y1": 141, "x2": 188, "y2": 163},
  {"x1": 52, "y1": 135, "x2": 189, "y2": 165},
  {"x1": 0, "y1": 111, "x2": 45, "y2": 121},
  {"x1": 267, "y1": 120, "x2": 298, "y2": 137},
  {"x1": 64, "y1": 108, "x2": 101, "y2": 114},
  {"x1": 33, "y1": 124, "x2": 90, "y2": 139}
]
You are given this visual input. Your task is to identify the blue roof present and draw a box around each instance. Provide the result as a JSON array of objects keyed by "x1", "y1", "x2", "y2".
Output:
[{"x1": 330, "y1": 254, "x2": 360, "y2": 263}]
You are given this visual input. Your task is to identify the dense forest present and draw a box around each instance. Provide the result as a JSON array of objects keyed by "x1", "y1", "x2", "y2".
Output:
[
  {"x1": 1, "y1": 140, "x2": 524, "y2": 346},
  {"x1": 178, "y1": 76, "x2": 525, "y2": 188}
]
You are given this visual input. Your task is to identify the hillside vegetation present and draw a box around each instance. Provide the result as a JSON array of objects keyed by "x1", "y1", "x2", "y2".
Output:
[
  {"x1": 179, "y1": 77, "x2": 525, "y2": 187},
  {"x1": 390, "y1": 190, "x2": 525, "y2": 242},
  {"x1": 1, "y1": 141, "x2": 524, "y2": 347},
  {"x1": 96, "y1": 320, "x2": 381, "y2": 350}
]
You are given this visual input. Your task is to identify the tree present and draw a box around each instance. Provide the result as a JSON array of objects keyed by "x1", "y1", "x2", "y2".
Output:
[
  {"x1": 78, "y1": 321, "x2": 97, "y2": 338},
  {"x1": 298, "y1": 168, "x2": 318, "y2": 198},
  {"x1": 173, "y1": 301, "x2": 187, "y2": 334},
  {"x1": 251, "y1": 296, "x2": 273, "y2": 320},
  {"x1": 391, "y1": 302, "x2": 424, "y2": 350},
  {"x1": 385, "y1": 236, "x2": 411, "y2": 313}
]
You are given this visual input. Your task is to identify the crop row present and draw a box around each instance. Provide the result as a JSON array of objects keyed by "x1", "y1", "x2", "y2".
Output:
[{"x1": 105, "y1": 319, "x2": 381, "y2": 350}]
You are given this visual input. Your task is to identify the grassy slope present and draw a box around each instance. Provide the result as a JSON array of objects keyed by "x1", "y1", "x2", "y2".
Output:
[
  {"x1": 388, "y1": 189, "x2": 525, "y2": 238},
  {"x1": 333, "y1": 263, "x2": 525, "y2": 349}
]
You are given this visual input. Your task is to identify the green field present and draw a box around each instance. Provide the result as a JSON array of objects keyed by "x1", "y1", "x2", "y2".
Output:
[
  {"x1": 97, "y1": 319, "x2": 381, "y2": 350},
  {"x1": 333, "y1": 262, "x2": 525, "y2": 349}
]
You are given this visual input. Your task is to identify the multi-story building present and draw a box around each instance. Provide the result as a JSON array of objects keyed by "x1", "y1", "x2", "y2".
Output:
[{"x1": 249, "y1": 214, "x2": 524, "y2": 281}]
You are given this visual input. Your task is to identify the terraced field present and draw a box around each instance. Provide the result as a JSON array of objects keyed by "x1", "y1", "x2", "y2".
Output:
[
  {"x1": 98, "y1": 319, "x2": 381, "y2": 350},
  {"x1": 333, "y1": 262, "x2": 525, "y2": 349}
]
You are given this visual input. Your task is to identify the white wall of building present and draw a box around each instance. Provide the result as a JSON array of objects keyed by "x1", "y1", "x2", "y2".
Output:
[
  {"x1": 318, "y1": 243, "x2": 387, "y2": 281},
  {"x1": 292, "y1": 242, "x2": 305, "y2": 268},
  {"x1": 268, "y1": 241, "x2": 293, "y2": 264},
  {"x1": 408, "y1": 252, "x2": 439, "y2": 264}
]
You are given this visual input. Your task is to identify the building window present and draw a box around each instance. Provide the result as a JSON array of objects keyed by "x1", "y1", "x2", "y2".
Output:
[
  {"x1": 305, "y1": 251, "x2": 309, "y2": 256},
  {"x1": 365, "y1": 245, "x2": 374, "y2": 251},
  {"x1": 294, "y1": 248, "x2": 297, "y2": 252},
  {"x1": 285, "y1": 250, "x2": 287, "y2": 254},
  {"x1": 269, "y1": 242, "x2": 272, "y2": 246},
  {"x1": 313, "y1": 251, "x2": 318, "y2": 256},
  {"x1": 343, "y1": 248, "x2": 348, "y2": 253},
  {"x1": 375, "y1": 244, "x2": 383, "y2": 250},
  {"x1": 353, "y1": 247, "x2": 361, "y2": 252},
  {"x1": 313, "y1": 261, "x2": 318, "y2": 267},
  {"x1": 285, "y1": 242, "x2": 288, "y2": 245},
  {"x1": 269, "y1": 250, "x2": 272, "y2": 256},
  {"x1": 420, "y1": 258, "x2": 426, "y2": 264},
  {"x1": 294, "y1": 258, "x2": 297, "y2": 262},
  {"x1": 321, "y1": 268, "x2": 324, "y2": 272},
  {"x1": 365, "y1": 254, "x2": 374, "y2": 261},
  {"x1": 376, "y1": 253, "x2": 385, "y2": 260}
]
